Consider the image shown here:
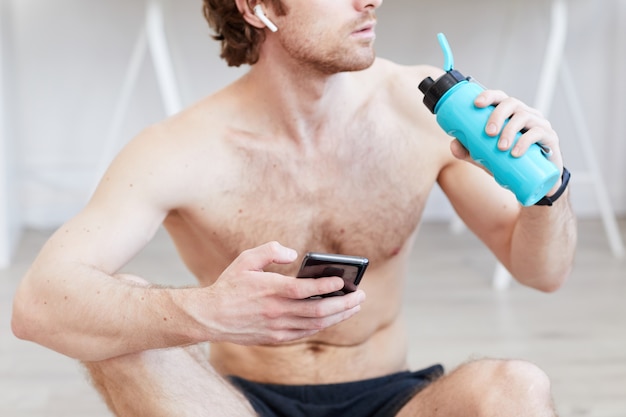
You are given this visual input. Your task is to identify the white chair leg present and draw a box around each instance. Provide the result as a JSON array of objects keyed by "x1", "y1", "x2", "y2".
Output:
[
  {"x1": 492, "y1": 262, "x2": 513, "y2": 291},
  {"x1": 94, "y1": 0, "x2": 183, "y2": 191},
  {"x1": 534, "y1": 0, "x2": 569, "y2": 115},
  {"x1": 492, "y1": 0, "x2": 624, "y2": 290},
  {"x1": 145, "y1": 0, "x2": 182, "y2": 116},
  {"x1": 560, "y1": 62, "x2": 625, "y2": 258},
  {"x1": 95, "y1": 25, "x2": 148, "y2": 186},
  {"x1": 491, "y1": 0, "x2": 568, "y2": 289}
]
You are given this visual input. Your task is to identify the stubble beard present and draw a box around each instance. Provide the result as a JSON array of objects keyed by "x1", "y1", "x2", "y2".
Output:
[{"x1": 278, "y1": 18, "x2": 377, "y2": 75}]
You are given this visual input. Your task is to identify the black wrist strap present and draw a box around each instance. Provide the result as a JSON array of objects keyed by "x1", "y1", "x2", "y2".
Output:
[{"x1": 535, "y1": 167, "x2": 571, "y2": 206}]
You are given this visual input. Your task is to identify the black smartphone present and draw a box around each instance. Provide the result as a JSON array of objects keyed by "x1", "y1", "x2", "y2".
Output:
[{"x1": 297, "y1": 252, "x2": 369, "y2": 297}]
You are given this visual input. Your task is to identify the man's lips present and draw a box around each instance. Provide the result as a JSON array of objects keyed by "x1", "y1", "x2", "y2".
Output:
[{"x1": 352, "y1": 21, "x2": 377, "y2": 38}]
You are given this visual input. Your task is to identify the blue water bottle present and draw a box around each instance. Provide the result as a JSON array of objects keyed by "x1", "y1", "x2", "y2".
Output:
[{"x1": 418, "y1": 33, "x2": 560, "y2": 206}]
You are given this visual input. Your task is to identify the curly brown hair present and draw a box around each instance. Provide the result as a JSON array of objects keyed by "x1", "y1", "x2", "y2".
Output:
[{"x1": 202, "y1": 0, "x2": 287, "y2": 67}]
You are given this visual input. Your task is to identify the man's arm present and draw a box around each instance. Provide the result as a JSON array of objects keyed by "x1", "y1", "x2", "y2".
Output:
[
  {"x1": 11, "y1": 204, "x2": 185, "y2": 360},
  {"x1": 439, "y1": 160, "x2": 576, "y2": 291},
  {"x1": 11, "y1": 128, "x2": 364, "y2": 362},
  {"x1": 11, "y1": 128, "x2": 199, "y2": 360},
  {"x1": 438, "y1": 90, "x2": 577, "y2": 291}
]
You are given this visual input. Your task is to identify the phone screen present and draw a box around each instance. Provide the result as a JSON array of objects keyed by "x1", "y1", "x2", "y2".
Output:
[{"x1": 297, "y1": 252, "x2": 369, "y2": 297}]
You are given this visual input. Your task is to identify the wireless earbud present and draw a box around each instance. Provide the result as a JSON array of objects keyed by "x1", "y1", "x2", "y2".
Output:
[{"x1": 253, "y1": 5, "x2": 278, "y2": 32}]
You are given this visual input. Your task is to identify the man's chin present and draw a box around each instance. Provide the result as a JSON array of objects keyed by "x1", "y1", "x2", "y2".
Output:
[
  {"x1": 349, "y1": 59, "x2": 376, "y2": 73},
  {"x1": 338, "y1": 51, "x2": 377, "y2": 73}
]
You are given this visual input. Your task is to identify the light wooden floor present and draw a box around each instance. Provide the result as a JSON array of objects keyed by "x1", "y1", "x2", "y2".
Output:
[{"x1": 1, "y1": 219, "x2": 625, "y2": 416}]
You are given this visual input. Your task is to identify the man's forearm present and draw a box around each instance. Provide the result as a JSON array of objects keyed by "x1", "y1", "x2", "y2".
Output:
[
  {"x1": 12, "y1": 265, "x2": 204, "y2": 362},
  {"x1": 508, "y1": 191, "x2": 577, "y2": 291}
]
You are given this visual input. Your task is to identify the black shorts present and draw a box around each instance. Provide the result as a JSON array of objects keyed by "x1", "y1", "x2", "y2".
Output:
[{"x1": 228, "y1": 365, "x2": 444, "y2": 417}]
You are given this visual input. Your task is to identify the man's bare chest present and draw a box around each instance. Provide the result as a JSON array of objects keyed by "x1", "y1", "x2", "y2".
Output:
[{"x1": 172, "y1": 129, "x2": 440, "y2": 274}]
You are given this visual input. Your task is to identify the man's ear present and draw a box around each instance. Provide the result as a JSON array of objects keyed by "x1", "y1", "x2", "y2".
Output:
[
  {"x1": 235, "y1": 0, "x2": 275, "y2": 31},
  {"x1": 252, "y1": 5, "x2": 278, "y2": 32}
]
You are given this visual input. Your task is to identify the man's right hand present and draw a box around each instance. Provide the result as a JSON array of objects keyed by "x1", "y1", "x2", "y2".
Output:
[{"x1": 181, "y1": 241, "x2": 366, "y2": 346}]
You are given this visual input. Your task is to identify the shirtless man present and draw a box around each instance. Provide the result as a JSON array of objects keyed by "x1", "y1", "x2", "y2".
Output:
[{"x1": 11, "y1": 0, "x2": 577, "y2": 416}]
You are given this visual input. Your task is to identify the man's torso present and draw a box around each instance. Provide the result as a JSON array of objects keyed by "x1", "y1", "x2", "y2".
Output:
[{"x1": 140, "y1": 59, "x2": 450, "y2": 383}]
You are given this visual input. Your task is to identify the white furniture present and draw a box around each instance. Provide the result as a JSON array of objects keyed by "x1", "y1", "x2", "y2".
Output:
[
  {"x1": 95, "y1": 0, "x2": 183, "y2": 184},
  {"x1": 0, "y1": 0, "x2": 19, "y2": 269},
  {"x1": 1, "y1": 0, "x2": 184, "y2": 268},
  {"x1": 492, "y1": 0, "x2": 625, "y2": 290}
]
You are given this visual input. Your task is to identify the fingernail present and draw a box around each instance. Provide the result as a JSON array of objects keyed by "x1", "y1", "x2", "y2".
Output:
[
  {"x1": 499, "y1": 139, "x2": 509, "y2": 149},
  {"x1": 486, "y1": 123, "x2": 498, "y2": 135}
]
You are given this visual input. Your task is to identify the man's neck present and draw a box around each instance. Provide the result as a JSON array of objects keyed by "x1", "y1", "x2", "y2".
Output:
[{"x1": 239, "y1": 56, "x2": 358, "y2": 145}]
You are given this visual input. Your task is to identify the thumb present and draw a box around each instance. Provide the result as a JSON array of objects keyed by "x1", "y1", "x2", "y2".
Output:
[
  {"x1": 237, "y1": 241, "x2": 298, "y2": 272},
  {"x1": 450, "y1": 139, "x2": 470, "y2": 161}
]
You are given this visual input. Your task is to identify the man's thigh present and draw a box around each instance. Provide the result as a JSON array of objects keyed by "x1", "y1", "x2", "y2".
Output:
[
  {"x1": 84, "y1": 274, "x2": 258, "y2": 416},
  {"x1": 85, "y1": 344, "x2": 257, "y2": 417}
]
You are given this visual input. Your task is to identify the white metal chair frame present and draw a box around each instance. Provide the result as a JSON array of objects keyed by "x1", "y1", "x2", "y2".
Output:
[
  {"x1": 95, "y1": 0, "x2": 183, "y2": 184},
  {"x1": 492, "y1": 0, "x2": 625, "y2": 290}
]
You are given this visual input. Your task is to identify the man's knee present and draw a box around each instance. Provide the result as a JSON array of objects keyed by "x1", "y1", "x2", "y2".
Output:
[
  {"x1": 501, "y1": 359, "x2": 550, "y2": 390},
  {"x1": 489, "y1": 359, "x2": 550, "y2": 395},
  {"x1": 458, "y1": 359, "x2": 553, "y2": 411}
]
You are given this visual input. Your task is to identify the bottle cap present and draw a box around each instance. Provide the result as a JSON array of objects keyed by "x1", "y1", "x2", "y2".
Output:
[
  {"x1": 419, "y1": 69, "x2": 467, "y2": 114},
  {"x1": 419, "y1": 33, "x2": 469, "y2": 114}
]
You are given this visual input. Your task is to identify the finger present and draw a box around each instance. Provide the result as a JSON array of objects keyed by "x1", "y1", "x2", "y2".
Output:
[
  {"x1": 474, "y1": 89, "x2": 508, "y2": 109},
  {"x1": 511, "y1": 128, "x2": 562, "y2": 167},
  {"x1": 301, "y1": 290, "x2": 366, "y2": 318},
  {"x1": 484, "y1": 97, "x2": 523, "y2": 138},
  {"x1": 299, "y1": 304, "x2": 363, "y2": 331},
  {"x1": 510, "y1": 126, "x2": 544, "y2": 158},
  {"x1": 280, "y1": 276, "x2": 346, "y2": 300},
  {"x1": 235, "y1": 241, "x2": 298, "y2": 272},
  {"x1": 479, "y1": 95, "x2": 536, "y2": 143},
  {"x1": 270, "y1": 302, "x2": 364, "y2": 333},
  {"x1": 497, "y1": 113, "x2": 533, "y2": 151},
  {"x1": 260, "y1": 329, "x2": 320, "y2": 345},
  {"x1": 449, "y1": 139, "x2": 495, "y2": 177},
  {"x1": 450, "y1": 139, "x2": 470, "y2": 161}
]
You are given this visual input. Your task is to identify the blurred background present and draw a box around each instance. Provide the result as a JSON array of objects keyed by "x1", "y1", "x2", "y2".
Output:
[
  {"x1": 1, "y1": 0, "x2": 625, "y2": 237},
  {"x1": 1, "y1": 0, "x2": 625, "y2": 416}
]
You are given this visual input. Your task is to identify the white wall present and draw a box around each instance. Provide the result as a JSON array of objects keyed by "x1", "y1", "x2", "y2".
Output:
[
  {"x1": 1, "y1": 0, "x2": 20, "y2": 268},
  {"x1": 8, "y1": 0, "x2": 626, "y2": 229}
]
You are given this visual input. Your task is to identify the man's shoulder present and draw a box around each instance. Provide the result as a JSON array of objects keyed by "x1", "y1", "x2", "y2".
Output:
[
  {"x1": 105, "y1": 100, "x2": 235, "y2": 198},
  {"x1": 142, "y1": 94, "x2": 235, "y2": 156},
  {"x1": 355, "y1": 59, "x2": 444, "y2": 121},
  {"x1": 366, "y1": 58, "x2": 443, "y2": 82},
  {"x1": 354, "y1": 59, "x2": 444, "y2": 103}
]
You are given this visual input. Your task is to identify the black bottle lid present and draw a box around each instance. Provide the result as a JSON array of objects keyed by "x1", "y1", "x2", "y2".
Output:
[{"x1": 419, "y1": 69, "x2": 467, "y2": 114}]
